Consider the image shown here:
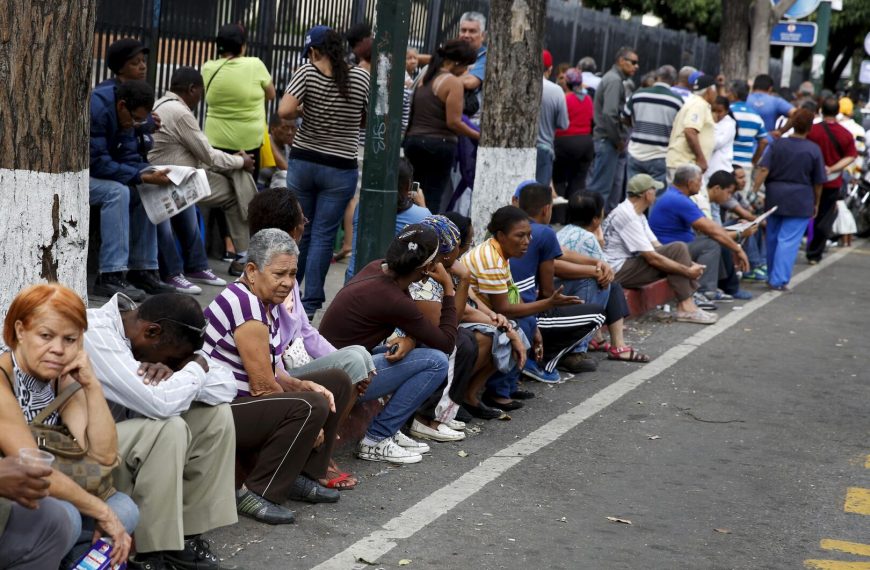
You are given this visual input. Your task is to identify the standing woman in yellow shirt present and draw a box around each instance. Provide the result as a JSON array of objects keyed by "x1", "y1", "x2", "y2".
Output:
[{"x1": 202, "y1": 23, "x2": 276, "y2": 179}]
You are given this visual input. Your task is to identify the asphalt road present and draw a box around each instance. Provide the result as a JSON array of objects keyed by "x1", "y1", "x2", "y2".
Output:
[{"x1": 185, "y1": 243, "x2": 869, "y2": 569}]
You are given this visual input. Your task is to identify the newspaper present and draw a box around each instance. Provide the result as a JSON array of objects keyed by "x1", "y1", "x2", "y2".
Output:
[
  {"x1": 731, "y1": 206, "x2": 778, "y2": 233},
  {"x1": 138, "y1": 166, "x2": 211, "y2": 225}
]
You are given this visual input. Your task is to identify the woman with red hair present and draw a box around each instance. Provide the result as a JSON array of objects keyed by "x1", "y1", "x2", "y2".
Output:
[{"x1": 0, "y1": 284, "x2": 137, "y2": 567}]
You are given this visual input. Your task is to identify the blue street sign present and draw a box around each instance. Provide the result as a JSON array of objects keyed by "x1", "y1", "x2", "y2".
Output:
[
  {"x1": 771, "y1": 21, "x2": 818, "y2": 47},
  {"x1": 771, "y1": 0, "x2": 822, "y2": 19}
]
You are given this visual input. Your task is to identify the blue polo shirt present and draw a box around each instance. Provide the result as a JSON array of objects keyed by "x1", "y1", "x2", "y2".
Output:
[
  {"x1": 648, "y1": 187, "x2": 704, "y2": 244},
  {"x1": 746, "y1": 92, "x2": 793, "y2": 134},
  {"x1": 508, "y1": 222, "x2": 562, "y2": 303},
  {"x1": 730, "y1": 101, "x2": 768, "y2": 167}
]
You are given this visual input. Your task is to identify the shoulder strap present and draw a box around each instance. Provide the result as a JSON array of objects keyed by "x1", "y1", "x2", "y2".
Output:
[
  {"x1": 205, "y1": 57, "x2": 233, "y2": 93},
  {"x1": 0, "y1": 353, "x2": 13, "y2": 391},
  {"x1": 1, "y1": 351, "x2": 82, "y2": 424},
  {"x1": 821, "y1": 121, "x2": 845, "y2": 157}
]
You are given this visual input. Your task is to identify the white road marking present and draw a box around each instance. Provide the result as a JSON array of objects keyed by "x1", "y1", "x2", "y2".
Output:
[{"x1": 313, "y1": 246, "x2": 855, "y2": 570}]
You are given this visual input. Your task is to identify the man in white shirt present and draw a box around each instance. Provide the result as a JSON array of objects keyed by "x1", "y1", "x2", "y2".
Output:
[
  {"x1": 84, "y1": 293, "x2": 237, "y2": 570},
  {"x1": 602, "y1": 174, "x2": 715, "y2": 324}
]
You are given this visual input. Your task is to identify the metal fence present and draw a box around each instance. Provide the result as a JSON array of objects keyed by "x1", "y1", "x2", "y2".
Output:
[{"x1": 94, "y1": 0, "x2": 720, "y2": 109}]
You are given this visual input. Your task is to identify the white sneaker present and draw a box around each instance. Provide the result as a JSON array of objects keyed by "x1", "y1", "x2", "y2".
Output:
[
  {"x1": 392, "y1": 431, "x2": 431, "y2": 454},
  {"x1": 356, "y1": 437, "x2": 422, "y2": 464},
  {"x1": 444, "y1": 419, "x2": 466, "y2": 431},
  {"x1": 409, "y1": 419, "x2": 466, "y2": 442}
]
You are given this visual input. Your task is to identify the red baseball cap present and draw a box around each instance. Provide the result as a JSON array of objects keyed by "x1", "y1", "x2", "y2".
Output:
[{"x1": 542, "y1": 49, "x2": 553, "y2": 69}]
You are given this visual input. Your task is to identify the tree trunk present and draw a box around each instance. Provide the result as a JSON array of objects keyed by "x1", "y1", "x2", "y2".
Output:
[
  {"x1": 748, "y1": 0, "x2": 800, "y2": 79},
  {"x1": 470, "y1": 0, "x2": 546, "y2": 241},
  {"x1": 720, "y1": 0, "x2": 751, "y2": 80},
  {"x1": 0, "y1": 1, "x2": 95, "y2": 325}
]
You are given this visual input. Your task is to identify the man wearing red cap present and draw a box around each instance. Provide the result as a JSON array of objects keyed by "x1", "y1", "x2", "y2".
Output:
[{"x1": 537, "y1": 50, "x2": 569, "y2": 187}]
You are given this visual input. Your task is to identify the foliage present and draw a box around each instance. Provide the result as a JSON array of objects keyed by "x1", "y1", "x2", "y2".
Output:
[{"x1": 581, "y1": 0, "x2": 722, "y2": 40}]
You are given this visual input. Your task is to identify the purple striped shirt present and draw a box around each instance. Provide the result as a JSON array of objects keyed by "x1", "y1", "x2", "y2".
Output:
[{"x1": 203, "y1": 282, "x2": 282, "y2": 397}]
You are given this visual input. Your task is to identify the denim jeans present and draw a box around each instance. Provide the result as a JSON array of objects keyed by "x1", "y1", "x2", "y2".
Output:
[
  {"x1": 535, "y1": 143, "x2": 555, "y2": 186},
  {"x1": 89, "y1": 178, "x2": 158, "y2": 273},
  {"x1": 359, "y1": 347, "x2": 448, "y2": 441},
  {"x1": 587, "y1": 139, "x2": 625, "y2": 211},
  {"x1": 626, "y1": 155, "x2": 667, "y2": 187},
  {"x1": 485, "y1": 315, "x2": 536, "y2": 399},
  {"x1": 59, "y1": 492, "x2": 139, "y2": 566},
  {"x1": 766, "y1": 215, "x2": 810, "y2": 287},
  {"x1": 286, "y1": 158, "x2": 359, "y2": 315},
  {"x1": 157, "y1": 206, "x2": 209, "y2": 278}
]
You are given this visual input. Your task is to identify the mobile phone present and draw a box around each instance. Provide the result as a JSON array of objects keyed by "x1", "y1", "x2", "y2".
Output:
[
  {"x1": 411, "y1": 181, "x2": 420, "y2": 194},
  {"x1": 388, "y1": 344, "x2": 400, "y2": 355}
]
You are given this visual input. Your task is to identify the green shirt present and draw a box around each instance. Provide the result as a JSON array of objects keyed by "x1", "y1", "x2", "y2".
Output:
[{"x1": 202, "y1": 57, "x2": 271, "y2": 150}]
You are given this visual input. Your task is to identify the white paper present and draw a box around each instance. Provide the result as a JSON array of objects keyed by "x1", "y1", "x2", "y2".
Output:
[
  {"x1": 731, "y1": 206, "x2": 778, "y2": 233},
  {"x1": 138, "y1": 166, "x2": 211, "y2": 225}
]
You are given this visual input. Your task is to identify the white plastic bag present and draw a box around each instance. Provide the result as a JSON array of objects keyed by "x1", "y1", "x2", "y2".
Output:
[{"x1": 832, "y1": 200, "x2": 857, "y2": 235}]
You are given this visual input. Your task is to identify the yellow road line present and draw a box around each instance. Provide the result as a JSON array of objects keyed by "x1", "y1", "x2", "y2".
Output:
[
  {"x1": 845, "y1": 488, "x2": 870, "y2": 514},
  {"x1": 805, "y1": 562, "x2": 870, "y2": 569},
  {"x1": 821, "y1": 539, "x2": 870, "y2": 557}
]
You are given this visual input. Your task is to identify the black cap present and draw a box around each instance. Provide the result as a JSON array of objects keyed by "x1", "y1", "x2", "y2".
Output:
[
  {"x1": 107, "y1": 38, "x2": 149, "y2": 75},
  {"x1": 693, "y1": 74, "x2": 716, "y2": 92}
]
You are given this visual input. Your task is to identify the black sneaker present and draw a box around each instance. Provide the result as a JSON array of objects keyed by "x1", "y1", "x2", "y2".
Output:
[
  {"x1": 288, "y1": 475, "x2": 340, "y2": 504},
  {"x1": 455, "y1": 406, "x2": 473, "y2": 423},
  {"x1": 163, "y1": 536, "x2": 221, "y2": 570},
  {"x1": 93, "y1": 272, "x2": 146, "y2": 301},
  {"x1": 558, "y1": 353, "x2": 598, "y2": 373},
  {"x1": 460, "y1": 401, "x2": 506, "y2": 420},
  {"x1": 127, "y1": 270, "x2": 175, "y2": 294},
  {"x1": 128, "y1": 552, "x2": 171, "y2": 570},
  {"x1": 236, "y1": 486, "x2": 295, "y2": 525},
  {"x1": 228, "y1": 256, "x2": 245, "y2": 277}
]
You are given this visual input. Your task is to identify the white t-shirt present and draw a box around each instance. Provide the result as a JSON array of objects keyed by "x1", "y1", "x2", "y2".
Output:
[
  {"x1": 601, "y1": 199, "x2": 658, "y2": 272},
  {"x1": 705, "y1": 115, "x2": 736, "y2": 180}
]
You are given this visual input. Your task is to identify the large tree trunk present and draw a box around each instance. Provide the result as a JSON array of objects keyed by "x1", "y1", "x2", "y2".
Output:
[
  {"x1": 720, "y1": 0, "x2": 751, "y2": 80},
  {"x1": 470, "y1": 0, "x2": 546, "y2": 241},
  {"x1": 748, "y1": 0, "x2": 799, "y2": 79},
  {"x1": 0, "y1": 2, "x2": 95, "y2": 325}
]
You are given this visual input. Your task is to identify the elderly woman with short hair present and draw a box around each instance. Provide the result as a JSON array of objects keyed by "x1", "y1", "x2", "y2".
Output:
[{"x1": 203, "y1": 229, "x2": 354, "y2": 525}]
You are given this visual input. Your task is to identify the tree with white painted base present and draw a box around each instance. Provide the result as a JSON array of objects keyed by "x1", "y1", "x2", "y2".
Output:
[
  {"x1": 470, "y1": 0, "x2": 546, "y2": 240},
  {"x1": 0, "y1": 2, "x2": 96, "y2": 325}
]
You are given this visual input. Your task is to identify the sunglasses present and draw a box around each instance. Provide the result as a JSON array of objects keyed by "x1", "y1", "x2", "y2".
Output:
[
  {"x1": 624, "y1": 59, "x2": 639, "y2": 66},
  {"x1": 154, "y1": 318, "x2": 208, "y2": 339}
]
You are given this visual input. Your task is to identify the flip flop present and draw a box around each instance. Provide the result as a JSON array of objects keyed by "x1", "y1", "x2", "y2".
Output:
[{"x1": 323, "y1": 472, "x2": 356, "y2": 490}]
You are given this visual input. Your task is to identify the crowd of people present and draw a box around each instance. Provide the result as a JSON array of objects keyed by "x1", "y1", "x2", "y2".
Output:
[{"x1": 0, "y1": 10, "x2": 866, "y2": 570}]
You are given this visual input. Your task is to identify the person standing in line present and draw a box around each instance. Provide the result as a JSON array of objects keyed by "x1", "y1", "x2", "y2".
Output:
[
  {"x1": 665, "y1": 75, "x2": 717, "y2": 183},
  {"x1": 746, "y1": 74, "x2": 795, "y2": 136},
  {"x1": 577, "y1": 57, "x2": 601, "y2": 98},
  {"x1": 278, "y1": 26, "x2": 370, "y2": 319},
  {"x1": 536, "y1": 50, "x2": 569, "y2": 187},
  {"x1": 586, "y1": 46, "x2": 638, "y2": 212},
  {"x1": 553, "y1": 67, "x2": 595, "y2": 215},
  {"x1": 670, "y1": 66, "x2": 696, "y2": 101},
  {"x1": 624, "y1": 64, "x2": 683, "y2": 186}
]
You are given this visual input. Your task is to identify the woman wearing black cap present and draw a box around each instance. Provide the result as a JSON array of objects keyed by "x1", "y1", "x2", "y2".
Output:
[
  {"x1": 202, "y1": 23, "x2": 276, "y2": 178},
  {"x1": 277, "y1": 26, "x2": 371, "y2": 320}
]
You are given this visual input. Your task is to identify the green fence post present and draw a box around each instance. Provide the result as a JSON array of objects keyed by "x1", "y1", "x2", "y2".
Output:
[
  {"x1": 811, "y1": 0, "x2": 832, "y2": 92},
  {"x1": 354, "y1": 0, "x2": 412, "y2": 275}
]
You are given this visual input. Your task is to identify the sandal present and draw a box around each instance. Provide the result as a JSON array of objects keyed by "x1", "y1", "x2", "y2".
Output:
[
  {"x1": 607, "y1": 345, "x2": 650, "y2": 363},
  {"x1": 589, "y1": 339, "x2": 611, "y2": 352},
  {"x1": 320, "y1": 460, "x2": 358, "y2": 490}
]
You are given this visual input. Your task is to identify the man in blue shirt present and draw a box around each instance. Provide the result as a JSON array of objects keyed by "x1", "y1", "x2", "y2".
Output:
[
  {"x1": 510, "y1": 182, "x2": 605, "y2": 375},
  {"x1": 729, "y1": 80, "x2": 768, "y2": 183},
  {"x1": 649, "y1": 165, "x2": 749, "y2": 298},
  {"x1": 458, "y1": 11, "x2": 487, "y2": 125},
  {"x1": 746, "y1": 74, "x2": 795, "y2": 136}
]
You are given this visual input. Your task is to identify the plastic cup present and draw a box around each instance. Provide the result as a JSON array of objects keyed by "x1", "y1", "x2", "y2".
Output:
[{"x1": 18, "y1": 448, "x2": 55, "y2": 469}]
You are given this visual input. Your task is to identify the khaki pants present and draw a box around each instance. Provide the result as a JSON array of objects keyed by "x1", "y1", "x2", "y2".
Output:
[
  {"x1": 114, "y1": 404, "x2": 237, "y2": 553},
  {"x1": 202, "y1": 170, "x2": 255, "y2": 253},
  {"x1": 616, "y1": 242, "x2": 698, "y2": 301}
]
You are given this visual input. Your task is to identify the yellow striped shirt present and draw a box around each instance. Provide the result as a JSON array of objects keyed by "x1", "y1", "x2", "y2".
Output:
[{"x1": 462, "y1": 238, "x2": 510, "y2": 309}]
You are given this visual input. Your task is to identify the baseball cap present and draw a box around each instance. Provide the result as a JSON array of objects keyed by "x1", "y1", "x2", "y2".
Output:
[
  {"x1": 106, "y1": 38, "x2": 149, "y2": 75},
  {"x1": 693, "y1": 74, "x2": 716, "y2": 92},
  {"x1": 304, "y1": 25, "x2": 332, "y2": 56},
  {"x1": 839, "y1": 97, "x2": 854, "y2": 117},
  {"x1": 542, "y1": 50, "x2": 553, "y2": 69},
  {"x1": 513, "y1": 180, "x2": 539, "y2": 199},
  {"x1": 627, "y1": 174, "x2": 664, "y2": 196}
]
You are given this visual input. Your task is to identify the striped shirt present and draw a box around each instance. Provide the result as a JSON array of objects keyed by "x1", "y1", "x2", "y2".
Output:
[
  {"x1": 85, "y1": 294, "x2": 236, "y2": 420},
  {"x1": 204, "y1": 283, "x2": 283, "y2": 397},
  {"x1": 624, "y1": 84, "x2": 684, "y2": 161},
  {"x1": 4, "y1": 352, "x2": 59, "y2": 425},
  {"x1": 286, "y1": 63, "x2": 370, "y2": 168},
  {"x1": 730, "y1": 101, "x2": 768, "y2": 167},
  {"x1": 462, "y1": 239, "x2": 511, "y2": 310}
]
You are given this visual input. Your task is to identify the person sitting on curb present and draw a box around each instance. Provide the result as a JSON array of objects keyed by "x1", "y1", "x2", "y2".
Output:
[
  {"x1": 556, "y1": 191, "x2": 649, "y2": 363},
  {"x1": 602, "y1": 174, "x2": 715, "y2": 325},
  {"x1": 203, "y1": 229, "x2": 353, "y2": 525},
  {"x1": 319, "y1": 225, "x2": 454, "y2": 465},
  {"x1": 84, "y1": 292, "x2": 237, "y2": 570},
  {"x1": 648, "y1": 164, "x2": 750, "y2": 303}
]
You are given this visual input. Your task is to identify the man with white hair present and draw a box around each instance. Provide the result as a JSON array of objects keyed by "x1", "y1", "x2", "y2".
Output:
[
  {"x1": 666, "y1": 75, "x2": 718, "y2": 182},
  {"x1": 458, "y1": 11, "x2": 488, "y2": 123},
  {"x1": 671, "y1": 66, "x2": 696, "y2": 100}
]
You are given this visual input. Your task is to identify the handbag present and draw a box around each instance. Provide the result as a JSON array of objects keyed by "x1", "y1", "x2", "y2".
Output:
[
  {"x1": 0, "y1": 354, "x2": 117, "y2": 501},
  {"x1": 282, "y1": 337, "x2": 313, "y2": 371}
]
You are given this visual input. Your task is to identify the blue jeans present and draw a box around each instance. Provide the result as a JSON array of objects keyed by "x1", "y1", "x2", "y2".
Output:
[
  {"x1": 626, "y1": 155, "x2": 667, "y2": 187},
  {"x1": 89, "y1": 178, "x2": 158, "y2": 273},
  {"x1": 285, "y1": 158, "x2": 358, "y2": 315},
  {"x1": 587, "y1": 139, "x2": 625, "y2": 211},
  {"x1": 766, "y1": 215, "x2": 810, "y2": 287},
  {"x1": 157, "y1": 206, "x2": 209, "y2": 278},
  {"x1": 60, "y1": 492, "x2": 139, "y2": 566},
  {"x1": 359, "y1": 348, "x2": 448, "y2": 441},
  {"x1": 535, "y1": 144, "x2": 555, "y2": 186},
  {"x1": 486, "y1": 315, "x2": 536, "y2": 399}
]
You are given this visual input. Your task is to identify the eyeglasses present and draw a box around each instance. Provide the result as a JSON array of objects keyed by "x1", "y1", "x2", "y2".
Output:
[
  {"x1": 624, "y1": 58, "x2": 639, "y2": 66},
  {"x1": 154, "y1": 318, "x2": 208, "y2": 339}
]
